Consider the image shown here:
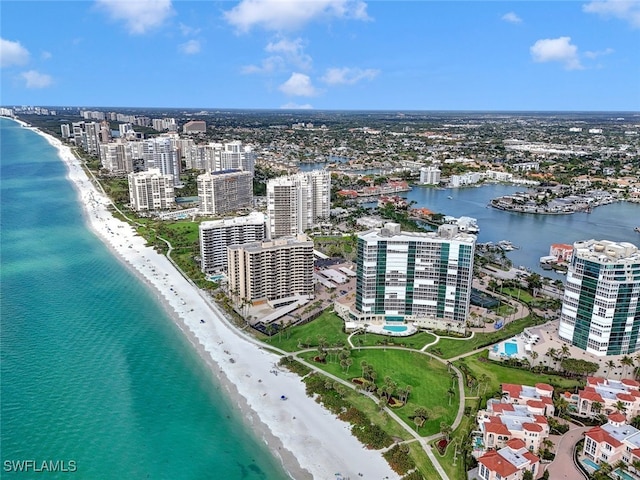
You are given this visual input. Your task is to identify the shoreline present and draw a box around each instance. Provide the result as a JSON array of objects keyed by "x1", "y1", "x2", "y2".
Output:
[{"x1": 11, "y1": 118, "x2": 398, "y2": 480}]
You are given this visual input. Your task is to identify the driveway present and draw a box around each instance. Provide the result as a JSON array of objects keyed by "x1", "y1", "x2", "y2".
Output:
[{"x1": 544, "y1": 425, "x2": 590, "y2": 479}]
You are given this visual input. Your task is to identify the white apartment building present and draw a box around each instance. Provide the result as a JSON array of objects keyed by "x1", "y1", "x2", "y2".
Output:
[
  {"x1": 142, "y1": 137, "x2": 181, "y2": 186},
  {"x1": 419, "y1": 166, "x2": 441, "y2": 185},
  {"x1": 199, "y1": 212, "x2": 267, "y2": 274},
  {"x1": 127, "y1": 169, "x2": 175, "y2": 211},
  {"x1": 197, "y1": 170, "x2": 253, "y2": 216},
  {"x1": 336, "y1": 223, "x2": 475, "y2": 326},
  {"x1": 184, "y1": 141, "x2": 255, "y2": 174},
  {"x1": 266, "y1": 170, "x2": 331, "y2": 238},
  {"x1": 99, "y1": 141, "x2": 132, "y2": 173},
  {"x1": 226, "y1": 234, "x2": 314, "y2": 304},
  {"x1": 558, "y1": 239, "x2": 640, "y2": 356}
]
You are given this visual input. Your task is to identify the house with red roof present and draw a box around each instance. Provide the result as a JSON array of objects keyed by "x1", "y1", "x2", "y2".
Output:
[
  {"x1": 582, "y1": 414, "x2": 640, "y2": 473},
  {"x1": 476, "y1": 439, "x2": 540, "y2": 480},
  {"x1": 476, "y1": 383, "x2": 553, "y2": 455},
  {"x1": 577, "y1": 377, "x2": 640, "y2": 419}
]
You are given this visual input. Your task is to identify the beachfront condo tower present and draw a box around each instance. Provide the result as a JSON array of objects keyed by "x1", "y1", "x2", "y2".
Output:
[
  {"x1": 337, "y1": 223, "x2": 475, "y2": 327},
  {"x1": 226, "y1": 234, "x2": 314, "y2": 304},
  {"x1": 266, "y1": 170, "x2": 331, "y2": 238},
  {"x1": 558, "y1": 239, "x2": 640, "y2": 356},
  {"x1": 197, "y1": 169, "x2": 253, "y2": 216},
  {"x1": 127, "y1": 169, "x2": 175, "y2": 211},
  {"x1": 199, "y1": 212, "x2": 267, "y2": 274}
]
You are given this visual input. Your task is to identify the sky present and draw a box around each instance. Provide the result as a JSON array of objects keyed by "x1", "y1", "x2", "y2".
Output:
[{"x1": 1, "y1": 0, "x2": 639, "y2": 111}]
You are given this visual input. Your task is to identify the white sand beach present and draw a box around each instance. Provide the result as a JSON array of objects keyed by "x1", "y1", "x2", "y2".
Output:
[{"x1": 22, "y1": 121, "x2": 399, "y2": 480}]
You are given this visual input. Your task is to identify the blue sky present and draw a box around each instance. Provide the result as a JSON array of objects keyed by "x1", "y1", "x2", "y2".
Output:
[{"x1": 1, "y1": 0, "x2": 639, "y2": 111}]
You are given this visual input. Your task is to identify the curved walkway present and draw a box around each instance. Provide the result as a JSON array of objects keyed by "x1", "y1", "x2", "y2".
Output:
[{"x1": 545, "y1": 425, "x2": 589, "y2": 480}]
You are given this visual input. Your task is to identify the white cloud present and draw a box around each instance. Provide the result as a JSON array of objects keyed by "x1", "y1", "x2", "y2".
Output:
[
  {"x1": 0, "y1": 38, "x2": 30, "y2": 68},
  {"x1": 242, "y1": 56, "x2": 285, "y2": 74},
  {"x1": 321, "y1": 67, "x2": 379, "y2": 85},
  {"x1": 501, "y1": 12, "x2": 522, "y2": 24},
  {"x1": 41, "y1": 51, "x2": 52, "y2": 60},
  {"x1": 179, "y1": 22, "x2": 201, "y2": 36},
  {"x1": 243, "y1": 36, "x2": 312, "y2": 74},
  {"x1": 530, "y1": 36, "x2": 583, "y2": 70},
  {"x1": 95, "y1": 0, "x2": 174, "y2": 34},
  {"x1": 179, "y1": 39, "x2": 201, "y2": 55},
  {"x1": 20, "y1": 70, "x2": 53, "y2": 88},
  {"x1": 584, "y1": 47, "x2": 614, "y2": 59},
  {"x1": 280, "y1": 102, "x2": 313, "y2": 109},
  {"x1": 224, "y1": 0, "x2": 370, "y2": 33},
  {"x1": 279, "y1": 72, "x2": 319, "y2": 96},
  {"x1": 583, "y1": 0, "x2": 640, "y2": 29}
]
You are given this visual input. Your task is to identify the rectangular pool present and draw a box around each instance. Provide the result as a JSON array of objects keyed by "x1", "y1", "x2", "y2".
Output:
[
  {"x1": 582, "y1": 458, "x2": 600, "y2": 471},
  {"x1": 504, "y1": 342, "x2": 518, "y2": 356}
]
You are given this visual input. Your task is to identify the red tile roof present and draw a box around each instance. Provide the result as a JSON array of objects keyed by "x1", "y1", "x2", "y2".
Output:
[
  {"x1": 492, "y1": 403, "x2": 516, "y2": 414},
  {"x1": 506, "y1": 438, "x2": 527, "y2": 449},
  {"x1": 535, "y1": 383, "x2": 554, "y2": 392},
  {"x1": 580, "y1": 390, "x2": 604, "y2": 402},
  {"x1": 523, "y1": 423, "x2": 543, "y2": 432},
  {"x1": 622, "y1": 379, "x2": 640, "y2": 388},
  {"x1": 502, "y1": 383, "x2": 523, "y2": 398},
  {"x1": 479, "y1": 450, "x2": 519, "y2": 477},
  {"x1": 608, "y1": 412, "x2": 627, "y2": 423},
  {"x1": 485, "y1": 422, "x2": 511, "y2": 436},
  {"x1": 523, "y1": 451, "x2": 540, "y2": 464},
  {"x1": 617, "y1": 393, "x2": 635, "y2": 402},
  {"x1": 585, "y1": 426, "x2": 623, "y2": 448},
  {"x1": 534, "y1": 415, "x2": 549, "y2": 424},
  {"x1": 527, "y1": 400, "x2": 546, "y2": 410}
]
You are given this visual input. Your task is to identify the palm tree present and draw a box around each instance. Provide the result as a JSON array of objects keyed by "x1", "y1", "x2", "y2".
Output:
[
  {"x1": 606, "y1": 360, "x2": 616, "y2": 379},
  {"x1": 530, "y1": 351, "x2": 539, "y2": 370},
  {"x1": 413, "y1": 407, "x2": 428, "y2": 432},
  {"x1": 591, "y1": 401, "x2": 603, "y2": 414},
  {"x1": 440, "y1": 422, "x2": 452, "y2": 441},
  {"x1": 560, "y1": 344, "x2": 570, "y2": 360},
  {"x1": 554, "y1": 397, "x2": 569, "y2": 416},
  {"x1": 360, "y1": 360, "x2": 368, "y2": 379},
  {"x1": 621, "y1": 355, "x2": 634, "y2": 378},
  {"x1": 546, "y1": 347, "x2": 558, "y2": 365},
  {"x1": 345, "y1": 357, "x2": 353, "y2": 374},
  {"x1": 614, "y1": 400, "x2": 627, "y2": 414},
  {"x1": 447, "y1": 387, "x2": 456, "y2": 406}
]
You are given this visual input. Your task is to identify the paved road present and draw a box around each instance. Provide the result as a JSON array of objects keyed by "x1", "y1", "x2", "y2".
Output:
[{"x1": 544, "y1": 425, "x2": 589, "y2": 480}]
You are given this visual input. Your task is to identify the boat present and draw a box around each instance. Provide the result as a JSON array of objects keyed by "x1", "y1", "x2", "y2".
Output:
[
  {"x1": 448, "y1": 196, "x2": 453, "y2": 199},
  {"x1": 635, "y1": 227, "x2": 640, "y2": 233},
  {"x1": 498, "y1": 240, "x2": 519, "y2": 251}
]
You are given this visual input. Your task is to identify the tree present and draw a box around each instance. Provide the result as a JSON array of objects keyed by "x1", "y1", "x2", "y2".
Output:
[
  {"x1": 606, "y1": 360, "x2": 617, "y2": 378},
  {"x1": 413, "y1": 407, "x2": 428, "y2": 432},
  {"x1": 621, "y1": 355, "x2": 634, "y2": 378},
  {"x1": 440, "y1": 422, "x2": 452, "y2": 440},
  {"x1": 530, "y1": 351, "x2": 539, "y2": 370},
  {"x1": 591, "y1": 401, "x2": 603, "y2": 414},
  {"x1": 554, "y1": 397, "x2": 569, "y2": 416},
  {"x1": 527, "y1": 273, "x2": 543, "y2": 297},
  {"x1": 447, "y1": 387, "x2": 456, "y2": 406},
  {"x1": 614, "y1": 400, "x2": 627, "y2": 414}
]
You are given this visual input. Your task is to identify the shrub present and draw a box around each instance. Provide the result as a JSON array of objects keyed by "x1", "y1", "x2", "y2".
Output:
[{"x1": 383, "y1": 444, "x2": 416, "y2": 474}]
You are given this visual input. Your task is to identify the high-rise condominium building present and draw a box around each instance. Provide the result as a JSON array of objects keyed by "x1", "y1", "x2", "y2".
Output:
[
  {"x1": 266, "y1": 170, "x2": 331, "y2": 238},
  {"x1": 199, "y1": 212, "x2": 267, "y2": 274},
  {"x1": 127, "y1": 169, "x2": 175, "y2": 211},
  {"x1": 353, "y1": 223, "x2": 476, "y2": 324},
  {"x1": 226, "y1": 234, "x2": 314, "y2": 304},
  {"x1": 558, "y1": 239, "x2": 640, "y2": 356},
  {"x1": 197, "y1": 170, "x2": 253, "y2": 216},
  {"x1": 419, "y1": 166, "x2": 441, "y2": 185},
  {"x1": 183, "y1": 141, "x2": 255, "y2": 174},
  {"x1": 143, "y1": 137, "x2": 180, "y2": 185}
]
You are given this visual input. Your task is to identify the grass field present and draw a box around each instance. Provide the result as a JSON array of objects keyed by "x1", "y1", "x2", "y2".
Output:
[
  {"x1": 427, "y1": 315, "x2": 547, "y2": 359},
  {"x1": 265, "y1": 310, "x2": 349, "y2": 352},
  {"x1": 455, "y1": 351, "x2": 583, "y2": 398},
  {"x1": 300, "y1": 348, "x2": 458, "y2": 436}
]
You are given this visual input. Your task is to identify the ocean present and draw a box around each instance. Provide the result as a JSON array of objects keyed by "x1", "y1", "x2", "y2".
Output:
[{"x1": 0, "y1": 117, "x2": 289, "y2": 479}]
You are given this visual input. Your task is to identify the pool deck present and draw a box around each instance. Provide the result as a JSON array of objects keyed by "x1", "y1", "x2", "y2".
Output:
[{"x1": 344, "y1": 321, "x2": 418, "y2": 337}]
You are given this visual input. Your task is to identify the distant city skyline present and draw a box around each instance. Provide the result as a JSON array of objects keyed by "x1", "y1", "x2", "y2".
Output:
[{"x1": 1, "y1": 0, "x2": 639, "y2": 111}]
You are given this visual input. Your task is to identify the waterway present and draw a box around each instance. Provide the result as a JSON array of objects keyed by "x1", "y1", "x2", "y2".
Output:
[{"x1": 406, "y1": 184, "x2": 640, "y2": 278}]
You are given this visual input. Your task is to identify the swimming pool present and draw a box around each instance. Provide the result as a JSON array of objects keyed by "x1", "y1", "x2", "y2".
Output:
[
  {"x1": 383, "y1": 325, "x2": 408, "y2": 333},
  {"x1": 582, "y1": 458, "x2": 600, "y2": 471},
  {"x1": 613, "y1": 468, "x2": 634, "y2": 480},
  {"x1": 504, "y1": 342, "x2": 518, "y2": 356}
]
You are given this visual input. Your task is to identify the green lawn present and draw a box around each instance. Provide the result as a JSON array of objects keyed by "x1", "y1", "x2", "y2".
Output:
[
  {"x1": 427, "y1": 315, "x2": 546, "y2": 359},
  {"x1": 266, "y1": 310, "x2": 349, "y2": 352},
  {"x1": 351, "y1": 331, "x2": 437, "y2": 350},
  {"x1": 300, "y1": 348, "x2": 458, "y2": 436},
  {"x1": 455, "y1": 351, "x2": 583, "y2": 398}
]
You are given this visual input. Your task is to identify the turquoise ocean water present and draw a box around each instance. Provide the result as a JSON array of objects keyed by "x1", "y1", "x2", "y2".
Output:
[{"x1": 0, "y1": 117, "x2": 289, "y2": 479}]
